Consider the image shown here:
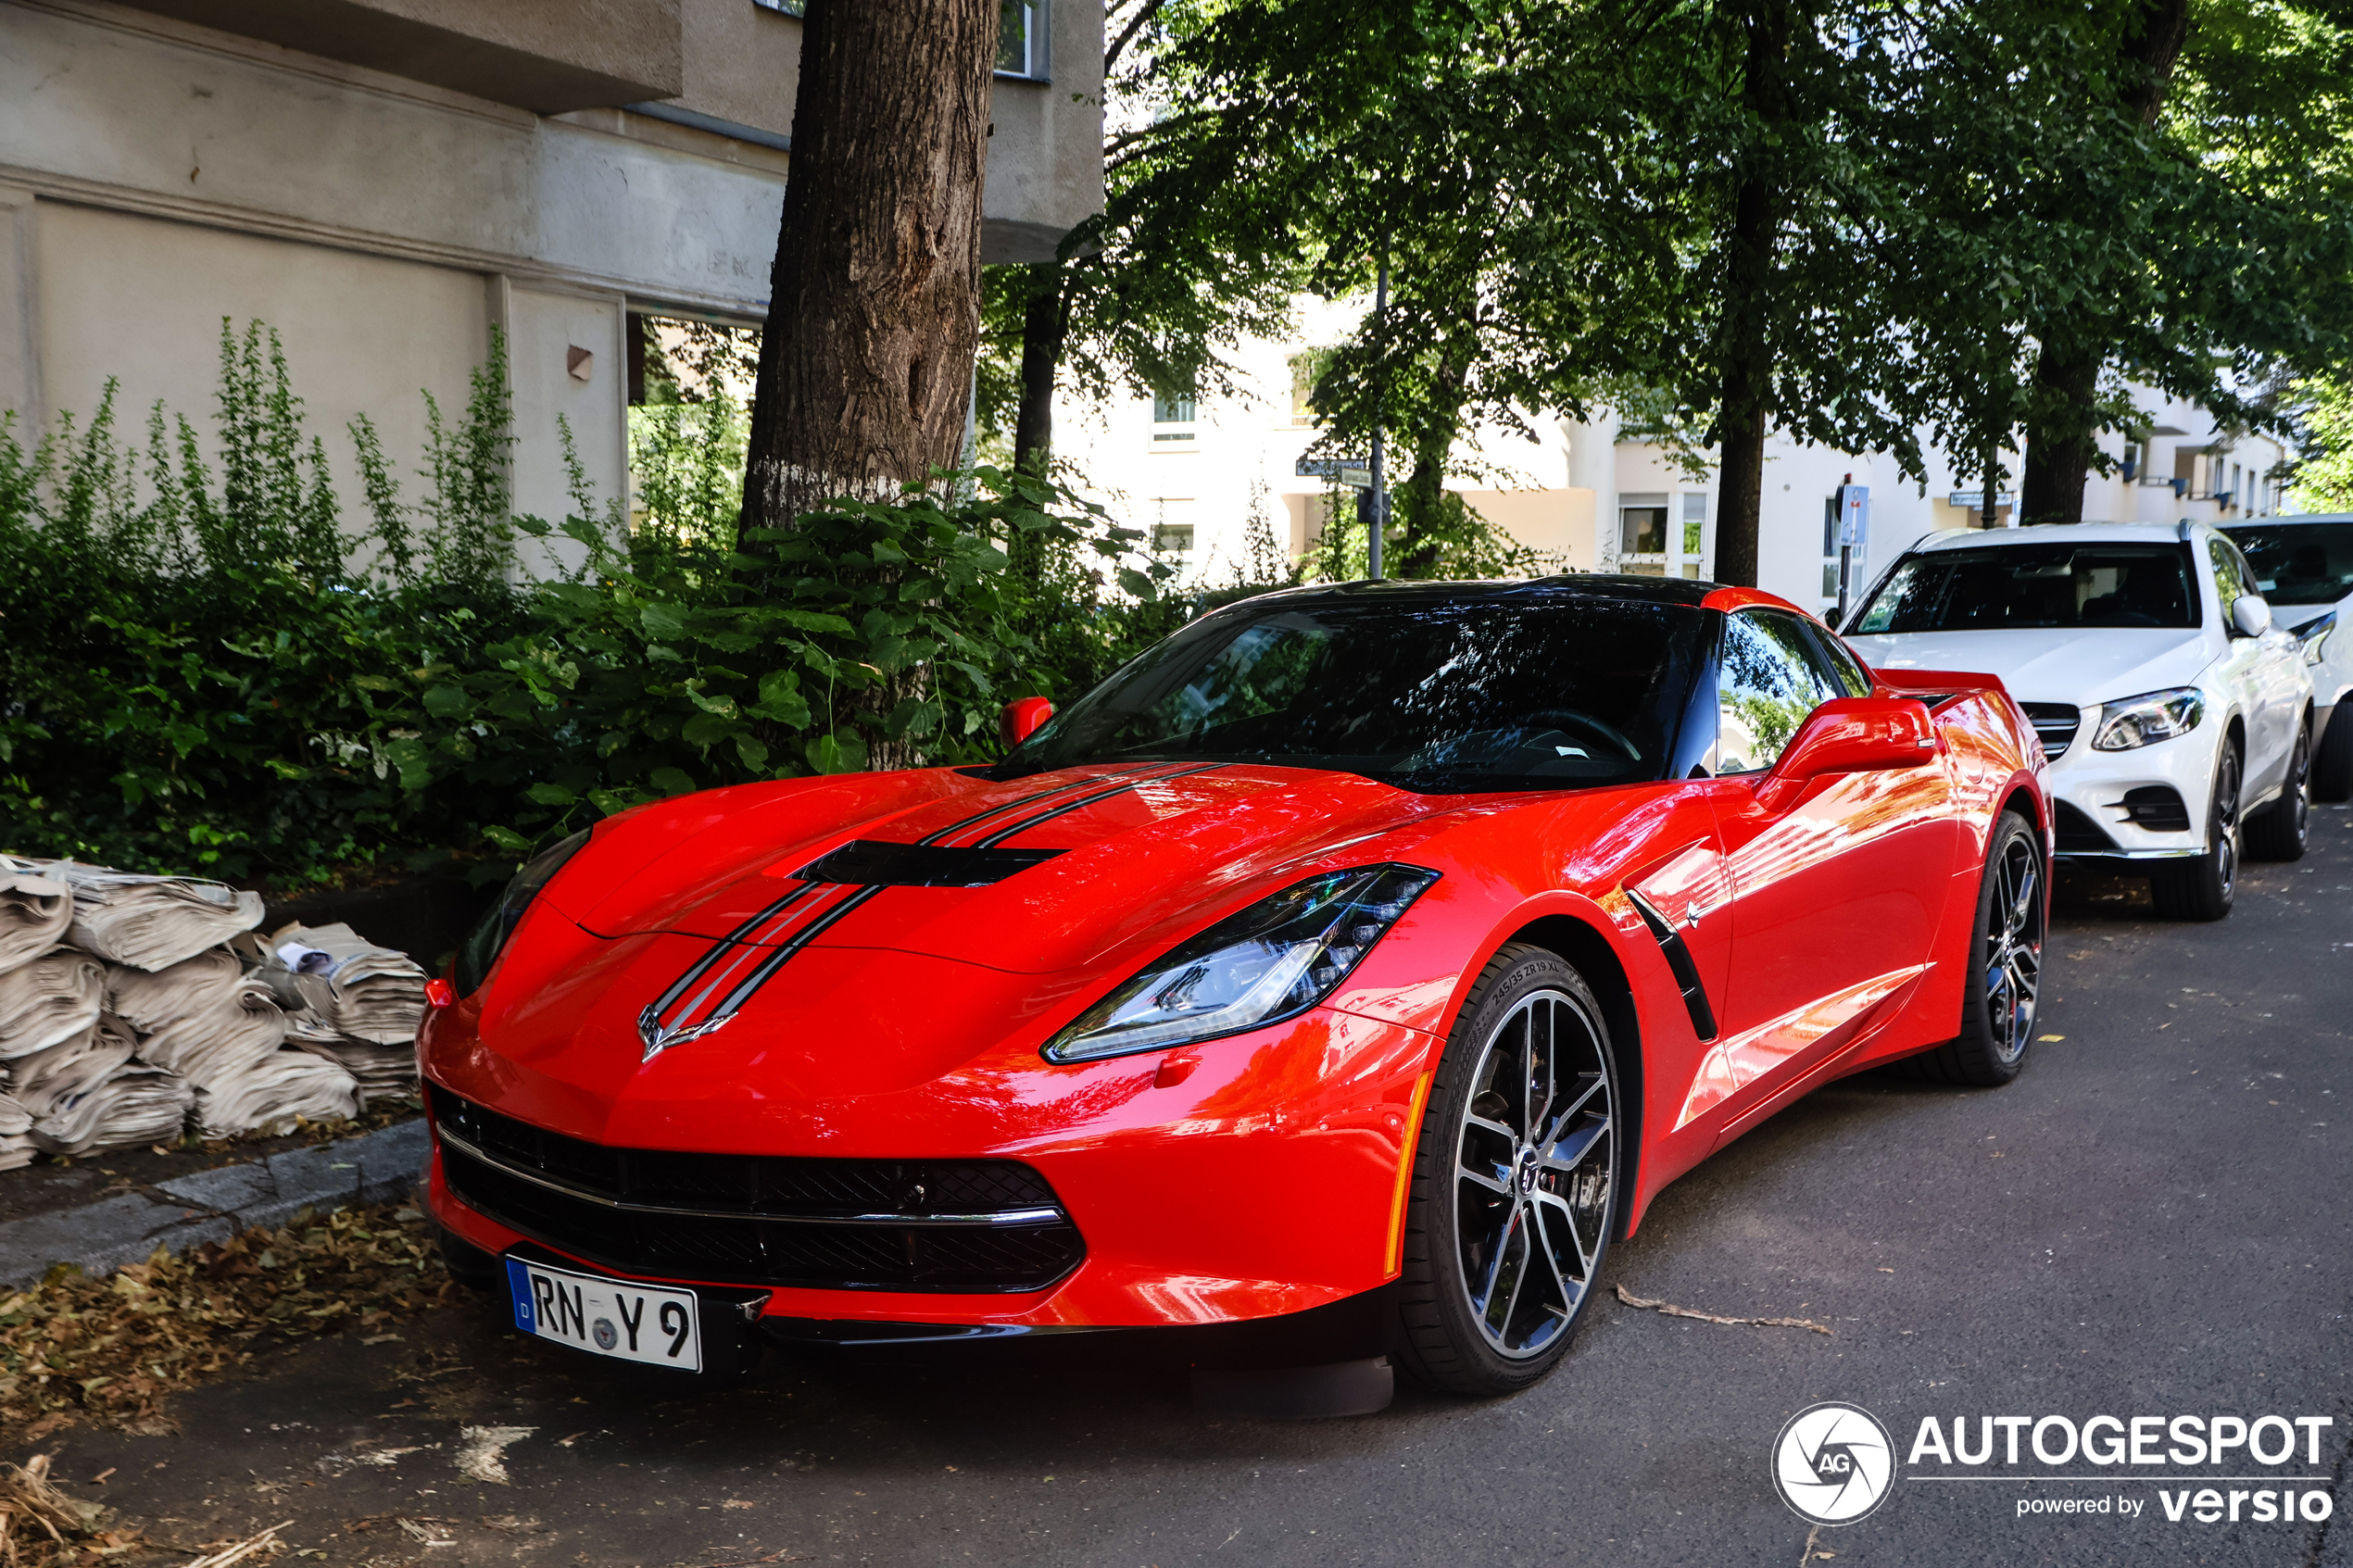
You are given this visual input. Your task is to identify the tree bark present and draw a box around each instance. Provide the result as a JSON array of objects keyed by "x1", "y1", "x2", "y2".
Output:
[
  {"x1": 1391, "y1": 326, "x2": 1475, "y2": 579},
  {"x1": 739, "y1": 0, "x2": 996, "y2": 544},
  {"x1": 1013, "y1": 262, "x2": 1067, "y2": 478},
  {"x1": 2018, "y1": 344, "x2": 2102, "y2": 523},
  {"x1": 1712, "y1": 0, "x2": 1792, "y2": 590},
  {"x1": 2017, "y1": 0, "x2": 2193, "y2": 526}
]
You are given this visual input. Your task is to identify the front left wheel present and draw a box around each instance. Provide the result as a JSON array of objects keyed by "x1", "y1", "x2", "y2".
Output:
[
  {"x1": 1388, "y1": 945, "x2": 1618, "y2": 1397},
  {"x1": 2244, "y1": 712, "x2": 2311, "y2": 861}
]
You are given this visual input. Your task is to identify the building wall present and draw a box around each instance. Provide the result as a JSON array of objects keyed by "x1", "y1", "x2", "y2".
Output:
[
  {"x1": 1, "y1": 0, "x2": 1105, "y2": 574},
  {"x1": 33, "y1": 203, "x2": 493, "y2": 527}
]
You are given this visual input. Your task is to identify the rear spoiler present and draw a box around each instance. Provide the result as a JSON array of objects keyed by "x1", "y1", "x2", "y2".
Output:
[{"x1": 1868, "y1": 666, "x2": 2015, "y2": 708}]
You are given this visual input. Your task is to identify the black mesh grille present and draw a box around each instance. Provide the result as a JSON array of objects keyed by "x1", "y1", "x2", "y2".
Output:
[
  {"x1": 2053, "y1": 800, "x2": 2117, "y2": 854},
  {"x1": 430, "y1": 1086, "x2": 1082, "y2": 1293},
  {"x1": 2019, "y1": 702, "x2": 2082, "y2": 761}
]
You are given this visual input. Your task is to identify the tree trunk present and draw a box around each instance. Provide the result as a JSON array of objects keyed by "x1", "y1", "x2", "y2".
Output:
[
  {"x1": 1391, "y1": 327, "x2": 1475, "y2": 580},
  {"x1": 1712, "y1": 0, "x2": 1792, "y2": 590},
  {"x1": 739, "y1": 0, "x2": 996, "y2": 544},
  {"x1": 2019, "y1": 344, "x2": 2102, "y2": 523},
  {"x1": 1013, "y1": 262, "x2": 1067, "y2": 478},
  {"x1": 2017, "y1": 0, "x2": 2193, "y2": 525}
]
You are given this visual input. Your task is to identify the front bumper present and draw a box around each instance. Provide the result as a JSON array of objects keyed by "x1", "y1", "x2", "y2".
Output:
[
  {"x1": 2037, "y1": 704, "x2": 2218, "y2": 864},
  {"x1": 421, "y1": 1005, "x2": 1435, "y2": 1332}
]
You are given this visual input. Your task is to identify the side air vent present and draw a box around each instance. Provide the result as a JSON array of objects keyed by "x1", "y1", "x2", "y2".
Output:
[
  {"x1": 2018, "y1": 702, "x2": 2082, "y2": 761},
  {"x1": 792, "y1": 840, "x2": 1066, "y2": 886},
  {"x1": 1624, "y1": 888, "x2": 1718, "y2": 1041}
]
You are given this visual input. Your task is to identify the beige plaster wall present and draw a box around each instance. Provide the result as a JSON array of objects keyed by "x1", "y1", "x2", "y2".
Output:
[{"x1": 33, "y1": 202, "x2": 497, "y2": 536}]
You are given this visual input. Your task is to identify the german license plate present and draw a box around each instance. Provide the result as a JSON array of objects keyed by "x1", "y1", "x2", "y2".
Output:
[{"x1": 506, "y1": 1257, "x2": 701, "y2": 1372}]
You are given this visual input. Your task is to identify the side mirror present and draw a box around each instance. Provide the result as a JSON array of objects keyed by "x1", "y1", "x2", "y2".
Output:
[
  {"x1": 1000, "y1": 696, "x2": 1055, "y2": 747},
  {"x1": 2230, "y1": 594, "x2": 2271, "y2": 638},
  {"x1": 1767, "y1": 696, "x2": 1938, "y2": 785}
]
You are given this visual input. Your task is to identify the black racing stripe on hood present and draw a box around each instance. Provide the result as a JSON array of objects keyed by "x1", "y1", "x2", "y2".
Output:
[
  {"x1": 633, "y1": 762, "x2": 1218, "y2": 1063},
  {"x1": 966, "y1": 763, "x2": 1227, "y2": 849}
]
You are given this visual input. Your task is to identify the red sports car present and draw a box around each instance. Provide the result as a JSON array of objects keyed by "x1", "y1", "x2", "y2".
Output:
[{"x1": 420, "y1": 577, "x2": 2048, "y2": 1396}]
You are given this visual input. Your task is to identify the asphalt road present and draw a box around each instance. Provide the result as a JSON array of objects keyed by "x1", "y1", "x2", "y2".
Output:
[{"x1": 28, "y1": 805, "x2": 2353, "y2": 1568}]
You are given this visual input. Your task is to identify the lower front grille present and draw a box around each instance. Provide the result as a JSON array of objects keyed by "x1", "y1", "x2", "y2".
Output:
[
  {"x1": 431, "y1": 1088, "x2": 1084, "y2": 1293},
  {"x1": 2019, "y1": 702, "x2": 2082, "y2": 761},
  {"x1": 2119, "y1": 785, "x2": 2192, "y2": 833},
  {"x1": 2054, "y1": 800, "x2": 2118, "y2": 854}
]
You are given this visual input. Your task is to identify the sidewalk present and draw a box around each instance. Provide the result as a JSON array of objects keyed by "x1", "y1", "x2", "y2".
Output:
[{"x1": 0, "y1": 1118, "x2": 428, "y2": 1288}]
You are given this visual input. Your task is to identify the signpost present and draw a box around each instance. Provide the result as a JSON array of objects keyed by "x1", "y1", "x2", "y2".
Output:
[{"x1": 1832, "y1": 481, "x2": 1869, "y2": 625}]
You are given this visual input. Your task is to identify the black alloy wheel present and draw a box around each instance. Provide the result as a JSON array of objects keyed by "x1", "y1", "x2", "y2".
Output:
[
  {"x1": 1389, "y1": 944, "x2": 1617, "y2": 1395},
  {"x1": 1911, "y1": 810, "x2": 2044, "y2": 1086},
  {"x1": 2151, "y1": 740, "x2": 2242, "y2": 922},
  {"x1": 2245, "y1": 713, "x2": 2312, "y2": 861}
]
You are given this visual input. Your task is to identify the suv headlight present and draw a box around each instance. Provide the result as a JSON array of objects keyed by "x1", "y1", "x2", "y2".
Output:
[
  {"x1": 1041, "y1": 864, "x2": 1441, "y2": 1064},
  {"x1": 453, "y1": 831, "x2": 590, "y2": 997},
  {"x1": 2297, "y1": 611, "x2": 2335, "y2": 666},
  {"x1": 2090, "y1": 687, "x2": 2206, "y2": 751}
]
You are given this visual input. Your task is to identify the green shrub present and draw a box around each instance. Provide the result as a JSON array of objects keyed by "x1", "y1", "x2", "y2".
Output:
[{"x1": 0, "y1": 321, "x2": 1180, "y2": 887}]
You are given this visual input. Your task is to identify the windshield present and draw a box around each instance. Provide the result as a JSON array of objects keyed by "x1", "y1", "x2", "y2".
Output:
[
  {"x1": 996, "y1": 593, "x2": 1708, "y2": 793},
  {"x1": 2221, "y1": 521, "x2": 2353, "y2": 608},
  {"x1": 1849, "y1": 543, "x2": 2199, "y2": 633}
]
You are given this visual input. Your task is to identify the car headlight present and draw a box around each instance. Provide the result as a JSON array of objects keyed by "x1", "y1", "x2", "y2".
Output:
[
  {"x1": 1041, "y1": 864, "x2": 1441, "y2": 1064},
  {"x1": 2090, "y1": 687, "x2": 2206, "y2": 751},
  {"x1": 2297, "y1": 611, "x2": 2335, "y2": 667},
  {"x1": 453, "y1": 830, "x2": 590, "y2": 997}
]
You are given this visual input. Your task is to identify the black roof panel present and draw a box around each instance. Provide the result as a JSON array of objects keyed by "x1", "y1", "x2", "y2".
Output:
[{"x1": 1225, "y1": 573, "x2": 1723, "y2": 614}]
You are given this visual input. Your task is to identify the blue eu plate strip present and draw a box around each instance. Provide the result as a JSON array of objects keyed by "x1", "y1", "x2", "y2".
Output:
[{"x1": 506, "y1": 1257, "x2": 535, "y2": 1333}]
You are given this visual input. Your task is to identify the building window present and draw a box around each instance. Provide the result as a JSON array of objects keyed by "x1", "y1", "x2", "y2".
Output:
[
  {"x1": 998, "y1": 0, "x2": 1048, "y2": 79},
  {"x1": 1680, "y1": 493, "x2": 1706, "y2": 579},
  {"x1": 750, "y1": 0, "x2": 803, "y2": 16},
  {"x1": 1151, "y1": 383, "x2": 1196, "y2": 445},
  {"x1": 1618, "y1": 494, "x2": 1668, "y2": 576},
  {"x1": 1155, "y1": 523, "x2": 1195, "y2": 555}
]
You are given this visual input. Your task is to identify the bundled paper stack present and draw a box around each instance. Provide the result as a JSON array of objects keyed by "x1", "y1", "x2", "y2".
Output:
[
  {"x1": 0, "y1": 859, "x2": 74, "y2": 968},
  {"x1": 108, "y1": 947, "x2": 359, "y2": 1138},
  {"x1": 0, "y1": 860, "x2": 196, "y2": 1156},
  {"x1": 0, "y1": 1090, "x2": 30, "y2": 1170},
  {"x1": 7, "y1": 1010, "x2": 193, "y2": 1155},
  {"x1": 262, "y1": 922, "x2": 427, "y2": 1106},
  {"x1": 0, "y1": 857, "x2": 436, "y2": 1166},
  {"x1": 31, "y1": 860, "x2": 267, "y2": 971}
]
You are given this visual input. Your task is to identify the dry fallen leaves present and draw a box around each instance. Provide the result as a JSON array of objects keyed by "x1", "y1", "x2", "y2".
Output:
[
  {"x1": 0, "y1": 1202, "x2": 457, "y2": 1436},
  {"x1": 0, "y1": 1453, "x2": 121, "y2": 1567}
]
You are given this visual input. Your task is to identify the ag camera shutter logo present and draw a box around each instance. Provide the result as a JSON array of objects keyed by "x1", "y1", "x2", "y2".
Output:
[{"x1": 1774, "y1": 1402, "x2": 1896, "y2": 1524}]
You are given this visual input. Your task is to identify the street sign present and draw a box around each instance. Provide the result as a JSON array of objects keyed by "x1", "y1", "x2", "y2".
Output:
[
  {"x1": 1295, "y1": 455, "x2": 1371, "y2": 480},
  {"x1": 1339, "y1": 466, "x2": 1373, "y2": 489},
  {"x1": 1946, "y1": 491, "x2": 2016, "y2": 509},
  {"x1": 1837, "y1": 484, "x2": 1869, "y2": 546}
]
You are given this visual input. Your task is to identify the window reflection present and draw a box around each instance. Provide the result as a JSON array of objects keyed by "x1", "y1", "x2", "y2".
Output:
[{"x1": 1000, "y1": 595, "x2": 1708, "y2": 793}]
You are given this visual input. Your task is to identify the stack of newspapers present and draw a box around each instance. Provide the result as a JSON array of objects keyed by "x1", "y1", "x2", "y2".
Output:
[{"x1": 0, "y1": 858, "x2": 430, "y2": 1165}]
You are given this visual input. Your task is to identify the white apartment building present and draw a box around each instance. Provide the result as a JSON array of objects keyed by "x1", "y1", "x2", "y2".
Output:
[
  {"x1": 2, "y1": 0, "x2": 1101, "y2": 568},
  {"x1": 1059, "y1": 306, "x2": 2289, "y2": 617}
]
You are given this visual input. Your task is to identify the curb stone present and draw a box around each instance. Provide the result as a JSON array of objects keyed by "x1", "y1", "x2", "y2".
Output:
[{"x1": 0, "y1": 1119, "x2": 431, "y2": 1290}]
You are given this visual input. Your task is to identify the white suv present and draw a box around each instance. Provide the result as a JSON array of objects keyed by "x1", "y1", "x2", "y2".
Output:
[
  {"x1": 1843, "y1": 521, "x2": 2315, "y2": 921},
  {"x1": 2221, "y1": 512, "x2": 2353, "y2": 802}
]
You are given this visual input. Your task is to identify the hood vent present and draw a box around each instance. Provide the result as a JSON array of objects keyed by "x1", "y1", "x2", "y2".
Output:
[{"x1": 791, "y1": 839, "x2": 1067, "y2": 887}]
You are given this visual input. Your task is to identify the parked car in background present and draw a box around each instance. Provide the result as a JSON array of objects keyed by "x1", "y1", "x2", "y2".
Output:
[
  {"x1": 1845, "y1": 521, "x2": 2314, "y2": 921},
  {"x1": 419, "y1": 578, "x2": 2046, "y2": 1401},
  {"x1": 2221, "y1": 513, "x2": 2353, "y2": 802}
]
